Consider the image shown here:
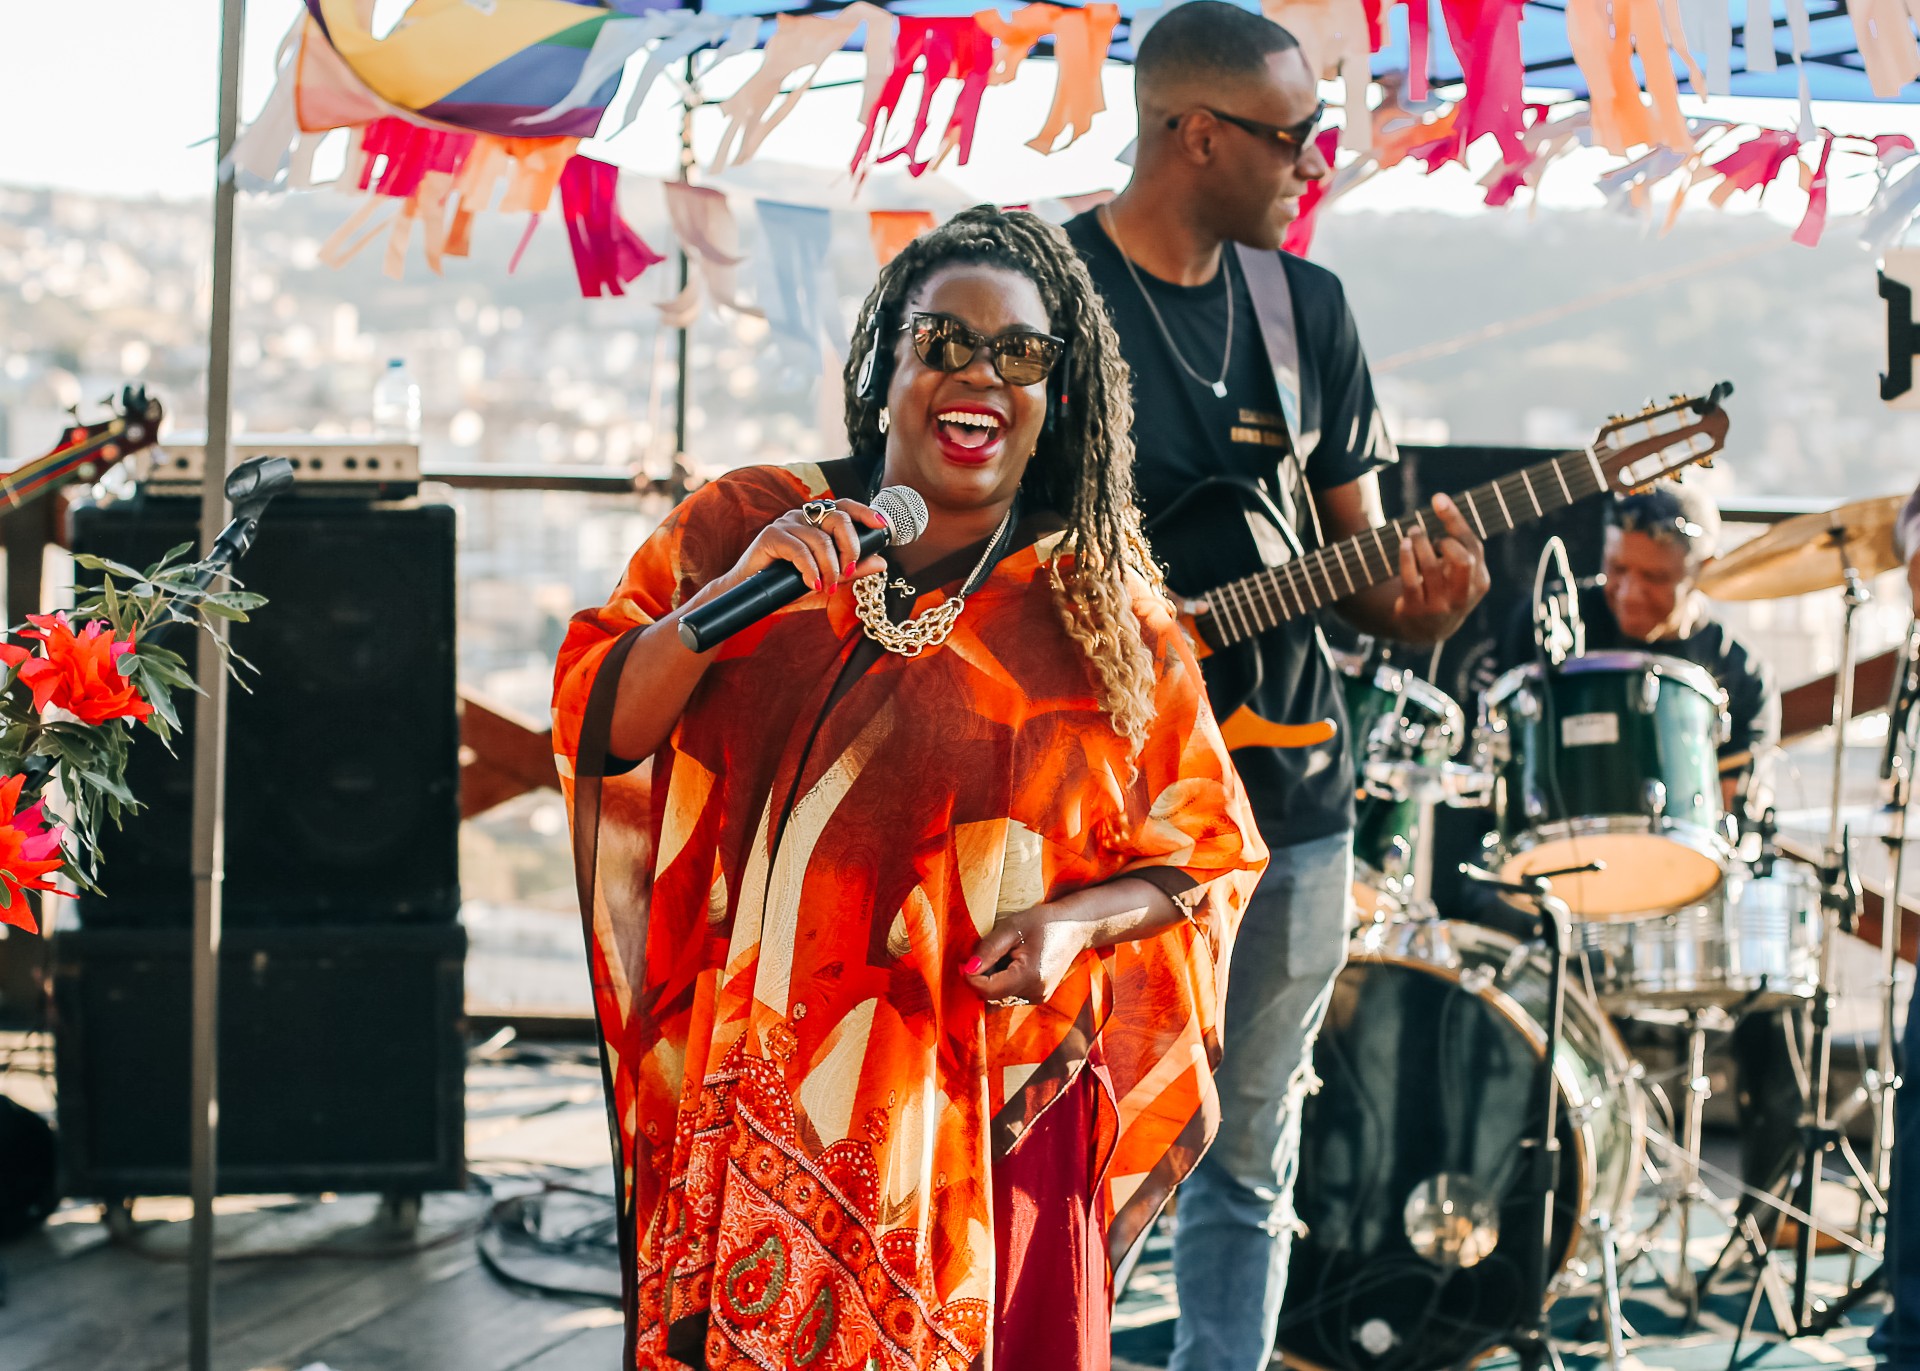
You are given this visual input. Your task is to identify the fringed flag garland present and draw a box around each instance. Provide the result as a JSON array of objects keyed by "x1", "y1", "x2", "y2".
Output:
[{"x1": 559, "y1": 156, "x2": 668, "y2": 298}]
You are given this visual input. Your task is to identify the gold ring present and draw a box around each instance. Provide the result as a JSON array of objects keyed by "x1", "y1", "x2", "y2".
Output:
[
  {"x1": 989, "y1": 996, "x2": 1031, "y2": 1008},
  {"x1": 801, "y1": 500, "x2": 834, "y2": 527}
]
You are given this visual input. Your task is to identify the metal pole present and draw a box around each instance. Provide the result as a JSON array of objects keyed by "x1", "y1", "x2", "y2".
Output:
[
  {"x1": 190, "y1": 0, "x2": 245, "y2": 1364},
  {"x1": 670, "y1": 57, "x2": 696, "y2": 503}
]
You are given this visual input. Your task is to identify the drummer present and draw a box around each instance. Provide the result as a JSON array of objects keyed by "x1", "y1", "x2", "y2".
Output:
[
  {"x1": 1495, "y1": 482, "x2": 1779, "y2": 811},
  {"x1": 1485, "y1": 482, "x2": 1794, "y2": 1199}
]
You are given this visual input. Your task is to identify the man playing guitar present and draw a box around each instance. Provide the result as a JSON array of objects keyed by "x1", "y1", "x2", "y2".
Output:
[{"x1": 1065, "y1": 7, "x2": 1489, "y2": 1367}]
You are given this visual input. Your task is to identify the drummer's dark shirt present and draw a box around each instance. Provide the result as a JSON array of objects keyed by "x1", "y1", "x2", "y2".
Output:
[
  {"x1": 1066, "y1": 211, "x2": 1398, "y2": 846},
  {"x1": 1497, "y1": 584, "x2": 1781, "y2": 791}
]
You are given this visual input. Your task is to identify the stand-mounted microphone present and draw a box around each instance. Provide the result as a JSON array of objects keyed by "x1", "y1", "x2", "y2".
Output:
[{"x1": 678, "y1": 485, "x2": 929, "y2": 653}]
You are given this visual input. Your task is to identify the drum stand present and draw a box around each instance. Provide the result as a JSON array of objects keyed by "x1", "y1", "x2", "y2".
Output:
[
  {"x1": 1459, "y1": 864, "x2": 1594, "y2": 1371},
  {"x1": 1719, "y1": 559, "x2": 1871, "y2": 1361},
  {"x1": 1652, "y1": 1012, "x2": 1716, "y2": 1321},
  {"x1": 1788, "y1": 621, "x2": 1920, "y2": 1333}
]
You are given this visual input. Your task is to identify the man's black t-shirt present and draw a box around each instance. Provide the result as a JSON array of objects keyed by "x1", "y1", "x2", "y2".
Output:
[{"x1": 1065, "y1": 210, "x2": 1397, "y2": 845}]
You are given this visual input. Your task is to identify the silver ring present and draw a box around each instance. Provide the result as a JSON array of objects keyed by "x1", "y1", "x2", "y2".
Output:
[
  {"x1": 989, "y1": 996, "x2": 1031, "y2": 1008},
  {"x1": 801, "y1": 500, "x2": 834, "y2": 527}
]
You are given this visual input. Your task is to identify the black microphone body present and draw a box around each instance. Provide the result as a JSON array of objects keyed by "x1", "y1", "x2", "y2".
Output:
[
  {"x1": 679, "y1": 522, "x2": 892, "y2": 652},
  {"x1": 675, "y1": 486, "x2": 927, "y2": 653}
]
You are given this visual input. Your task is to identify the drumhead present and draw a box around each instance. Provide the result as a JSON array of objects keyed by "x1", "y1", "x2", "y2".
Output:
[{"x1": 1499, "y1": 826, "x2": 1727, "y2": 921}]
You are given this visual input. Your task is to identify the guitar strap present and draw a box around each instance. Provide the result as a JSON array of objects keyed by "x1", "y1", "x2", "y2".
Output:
[{"x1": 1231, "y1": 242, "x2": 1325, "y2": 552}]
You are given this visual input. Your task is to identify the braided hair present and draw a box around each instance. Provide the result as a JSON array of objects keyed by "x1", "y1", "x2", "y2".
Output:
[{"x1": 843, "y1": 206, "x2": 1167, "y2": 754}]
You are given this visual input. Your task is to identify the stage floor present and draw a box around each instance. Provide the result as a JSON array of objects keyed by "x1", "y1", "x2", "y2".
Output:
[
  {"x1": 0, "y1": 1029, "x2": 1897, "y2": 1371},
  {"x1": 0, "y1": 1038, "x2": 622, "y2": 1371}
]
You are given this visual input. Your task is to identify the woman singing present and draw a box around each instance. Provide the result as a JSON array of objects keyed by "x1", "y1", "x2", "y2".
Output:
[{"x1": 553, "y1": 207, "x2": 1265, "y2": 1371}]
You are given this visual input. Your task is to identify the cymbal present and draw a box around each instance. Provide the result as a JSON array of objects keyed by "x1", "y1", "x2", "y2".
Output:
[{"x1": 1697, "y1": 494, "x2": 1907, "y2": 601}]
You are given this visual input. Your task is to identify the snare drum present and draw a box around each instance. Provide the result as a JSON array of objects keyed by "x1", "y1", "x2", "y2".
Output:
[
  {"x1": 1341, "y1": 664, "x2": 1466, "y2": 917},
  {"x1": 1575, "y1": 863, "x2": 1823, "y2": 1014},
  {"x1": 1483, "y1": 652, "x2": 1730, "y2": 921}
]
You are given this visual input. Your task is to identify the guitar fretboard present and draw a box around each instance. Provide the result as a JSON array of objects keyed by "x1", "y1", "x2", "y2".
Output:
[{"x1": 1202, "y1": 445, "x2": 1612, "y2": 650}]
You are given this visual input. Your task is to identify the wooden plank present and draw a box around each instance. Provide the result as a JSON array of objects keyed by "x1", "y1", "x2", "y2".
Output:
[
  {"x1": 6, "y1": 1195, "x2": 486, "y2": 1371},
  {"x1": 160, "y1": 1245, "x2": 480, "y2": 1371},
  {"x1": 1778, "y1": 834, "x2": 1920, "y2": 965},
  {"x1": 3, "y1": 1205, "x2": 292, "y2": 1365},
  {"x1": 274, "y1": 1260, "x2": 589, "y2": 1371},
  {"x1": 460, "y1": 692, "x2": 560, "y2": 819},
  {"x1": 504, "y1": 1319, "x2": 623, "y2": 1369},
  {"x1": 1780, "y1": 648, "x2": 1902, "y2": 745}
]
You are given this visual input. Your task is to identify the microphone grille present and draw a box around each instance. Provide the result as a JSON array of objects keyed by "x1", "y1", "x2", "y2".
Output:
[{"x1": 872, "y1": 486, "x2": 928, "y2": 546}]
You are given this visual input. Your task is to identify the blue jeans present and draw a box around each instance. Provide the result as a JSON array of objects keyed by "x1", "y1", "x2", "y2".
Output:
[
  {"x1": 1170, "y1": 830, "x2": 1352, "y2": 1371},
  {"x1": 1874, "y1": 977, "x2": 1920, "y2": 1368}
]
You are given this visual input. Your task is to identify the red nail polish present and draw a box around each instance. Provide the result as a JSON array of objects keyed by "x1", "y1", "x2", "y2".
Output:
[{"x1": 961, "y1": 956, "x2": 983, "y2": 975}]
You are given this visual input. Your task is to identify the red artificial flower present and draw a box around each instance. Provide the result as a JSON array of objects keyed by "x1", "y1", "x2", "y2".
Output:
[
  {"x1": 0, "y1": 613, "x2": 154, "y2": 727},
  {"x1": 0, "y1": 773, "x2": 67, "y2": 933}
]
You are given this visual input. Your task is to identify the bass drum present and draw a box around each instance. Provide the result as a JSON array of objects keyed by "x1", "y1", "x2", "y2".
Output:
[{"x1": 1276, "y1": 920, "x2": 1643, "y2": 1371}]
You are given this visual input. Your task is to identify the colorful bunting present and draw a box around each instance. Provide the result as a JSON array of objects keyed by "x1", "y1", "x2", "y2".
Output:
[
  {"x1": 853, "y1": 17, "x2": 997, "y2": 179},
  {"x1": 558, "y1": 156, "x2": 666, "y2": 297},
  {"x1": 710, "y1": 6, "x2": 895, "y2": 173},
  {"x1": 304, "y1": 0, "x2": 617, "y2": 137},
  {"x1": 868, "y1": 209, "x2": 937, "y2": 265},
  {"x1": 756, "y1": 202, "x2": 839, "y2": 366}
]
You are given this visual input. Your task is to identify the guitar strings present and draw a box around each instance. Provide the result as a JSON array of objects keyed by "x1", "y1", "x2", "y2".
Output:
[{"x1": 1203, "y1": 405, "x2": 1709, "y2": 646}]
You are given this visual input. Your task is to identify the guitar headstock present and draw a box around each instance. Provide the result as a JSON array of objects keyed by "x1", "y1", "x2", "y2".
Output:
[
  {"x1": 1590, "y1": 382, "x2": 1731, "y2": 494},
  {"x1": 54, "y1": 385, "x2": 164, "y2": 467}
]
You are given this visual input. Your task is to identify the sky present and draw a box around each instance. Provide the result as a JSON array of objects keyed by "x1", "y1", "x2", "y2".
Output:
[{"x1": 7, "y1": 1, "x2": 1920, "y2": 223}]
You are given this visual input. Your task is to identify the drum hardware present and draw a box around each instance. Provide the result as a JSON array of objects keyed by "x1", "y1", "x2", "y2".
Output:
[
  {"x1": 1783, "y1": 558, "x2": 1872, "y2": 1336},
  {"x1": 1457, "y1": 863, "x2": 1597, "y2": 1371},
  {"x1": 1768, "y1": 617, "x2": 1920, "y2": 1342},
  {"x1": 1867, "y1": 621, "x2": 1920, "y2": 1258},
  {"x1": 1342, "y1": 658, "x2": 1486, "y2": 919},
  {"x1": 1277, "y1": 898, "x2": 1642, "y2": 1371}
]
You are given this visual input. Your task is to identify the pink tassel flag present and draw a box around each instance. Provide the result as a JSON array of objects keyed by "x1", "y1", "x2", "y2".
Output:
[{"x1": 558, "y1": 156, "x2": 666, "y2": 298}]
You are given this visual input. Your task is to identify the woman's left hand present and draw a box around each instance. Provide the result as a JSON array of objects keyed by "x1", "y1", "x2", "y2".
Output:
[{"x1": 960, "y1": 904, "x2": 1092, "y2": 1007}]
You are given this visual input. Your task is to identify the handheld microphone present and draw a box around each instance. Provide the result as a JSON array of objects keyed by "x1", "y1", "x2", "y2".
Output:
[{"x1": 677, "y1": 485, "x2": 929, "y2": 653}]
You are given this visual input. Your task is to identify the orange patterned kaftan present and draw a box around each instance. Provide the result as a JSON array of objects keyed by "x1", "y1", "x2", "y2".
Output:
[{"x1": 552, "y1": 462, "x2": 1265, "y2": 1371}]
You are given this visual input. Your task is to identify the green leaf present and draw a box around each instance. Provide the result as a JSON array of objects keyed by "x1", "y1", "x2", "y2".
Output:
[
  {"x1": 205, "y1": 591, "x2": 268, "y2": 611},
  {"x1": 198, "y1": 600, "x2": 249, "y2": 623},
  {"x1": 71, "y1": 553, "x2": 150, "y2": 582}
]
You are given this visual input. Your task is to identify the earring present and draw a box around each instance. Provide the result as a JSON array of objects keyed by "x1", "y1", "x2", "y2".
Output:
[{"x1": 877, "y1": 407, "x2": 890, "y2": 435}]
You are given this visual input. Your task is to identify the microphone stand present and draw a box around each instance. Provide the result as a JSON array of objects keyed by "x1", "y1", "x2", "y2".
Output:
[{"x1": 1461, "y1": 861, "x2": 1603, "y2": 1371}]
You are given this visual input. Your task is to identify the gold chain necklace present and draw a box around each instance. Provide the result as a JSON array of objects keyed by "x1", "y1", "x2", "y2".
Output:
[{"x1": 852, "y1": 509, "x2": 1013, "y2": 657}]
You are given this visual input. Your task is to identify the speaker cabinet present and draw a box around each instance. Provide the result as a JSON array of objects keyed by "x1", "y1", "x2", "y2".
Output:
[
  {"x1": 68, "y1": 499, "x2": 460, "y2": 927},
  {"x1": 52, "y1": 924, "x2": 467, "y2": 1197}
]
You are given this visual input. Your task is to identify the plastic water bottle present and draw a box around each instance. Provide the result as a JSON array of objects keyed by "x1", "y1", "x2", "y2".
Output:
[{"x1": 372, "y1": 357, "x2": 421, "y2": 441}]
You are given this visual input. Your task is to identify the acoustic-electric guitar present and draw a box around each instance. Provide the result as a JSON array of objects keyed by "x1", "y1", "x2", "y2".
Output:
[{"x1": 1144, "y1": 385, "x2": 1733, "y2": 753}]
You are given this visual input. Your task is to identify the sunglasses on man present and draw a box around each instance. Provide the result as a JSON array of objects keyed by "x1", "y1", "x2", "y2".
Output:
[
  {"x1": 1167, "y1": 99, "x2": 1327, "y2": 149},
  {"x1": 908, "y1": 312, "x2": 1066, "y2": 387}
]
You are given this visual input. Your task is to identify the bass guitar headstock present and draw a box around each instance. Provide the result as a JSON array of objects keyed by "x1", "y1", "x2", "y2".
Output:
[{"x1": 7, "y1": 385, "x2": 165, "y2": 509}]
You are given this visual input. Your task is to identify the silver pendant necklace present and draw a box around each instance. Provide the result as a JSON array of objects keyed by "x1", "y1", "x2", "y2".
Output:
[{"x1": 1101, "y1": 205, "x2": 1233, "y2": 400}]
